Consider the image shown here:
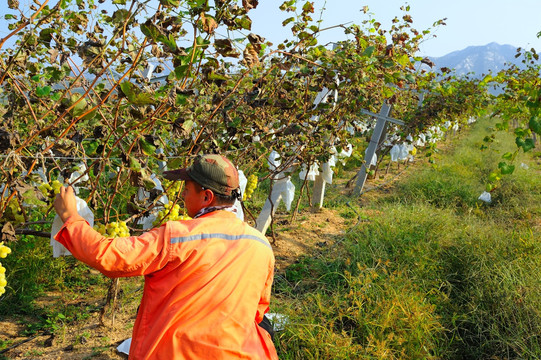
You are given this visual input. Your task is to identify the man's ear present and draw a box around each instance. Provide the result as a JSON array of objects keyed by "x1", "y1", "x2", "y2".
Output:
[{"x1": 203, "y1": 189, "x2": 215, "y2": 204}]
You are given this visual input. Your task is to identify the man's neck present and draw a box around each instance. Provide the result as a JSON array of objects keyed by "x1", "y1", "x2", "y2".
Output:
[{"x1": 193, "y1": 205, "x2": 237, "y2": 219}]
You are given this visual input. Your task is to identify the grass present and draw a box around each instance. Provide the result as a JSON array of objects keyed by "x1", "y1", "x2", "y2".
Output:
[{"x1": 273, "y1": 117, "x2": 541, "y2": 359}]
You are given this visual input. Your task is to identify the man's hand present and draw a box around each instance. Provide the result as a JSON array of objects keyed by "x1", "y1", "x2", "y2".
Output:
[{"x1": 54, "y1": 186, "x2": 78, "y2": 223}]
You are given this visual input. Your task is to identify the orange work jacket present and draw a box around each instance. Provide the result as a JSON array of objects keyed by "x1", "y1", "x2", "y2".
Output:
[{"x1": 55, "y1": 210, "x2": 278, "y2": 360}]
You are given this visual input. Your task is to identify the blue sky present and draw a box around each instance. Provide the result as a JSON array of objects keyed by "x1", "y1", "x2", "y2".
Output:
[
  {"x1": 249, "y1": 0, "x2": 541, "y2": 57},
  {"x1": 1, "y1": 0, "x2": 540, "y2": 57}
]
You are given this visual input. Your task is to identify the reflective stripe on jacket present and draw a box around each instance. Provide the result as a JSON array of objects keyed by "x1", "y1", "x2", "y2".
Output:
[{"x1": 55, "y1": 210, "x2": 278, "y2": 360}]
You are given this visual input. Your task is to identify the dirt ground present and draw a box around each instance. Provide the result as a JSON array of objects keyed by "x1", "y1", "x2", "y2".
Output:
[{"x1": 0, "y1": 286, "x2": 140, "y2": 359}]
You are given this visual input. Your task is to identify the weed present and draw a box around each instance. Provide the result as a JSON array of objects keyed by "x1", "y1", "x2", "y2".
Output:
[
  {"x1": 83, "y1": 346, "x2": 110, "y2": 359},
  {"x1": 23, "y1": 349, "x2": 44, "y2": 357}
]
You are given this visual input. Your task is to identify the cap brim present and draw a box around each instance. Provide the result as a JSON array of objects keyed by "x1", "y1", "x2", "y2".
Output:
[{"x1": 163, "y1": 168, "x2": 191, "y2": 181}]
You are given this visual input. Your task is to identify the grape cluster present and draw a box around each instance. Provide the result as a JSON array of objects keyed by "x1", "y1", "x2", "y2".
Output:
[
  {"x1": 39, "y1": 180, "x2": 62, "y2": 200},
  {"x1": 162, "y1": 179, "x2": 182, "y2": 198},
  {"x1": 243, "y1": 174, "x2": 258, "y2": 201},
  {"x1": 93, "y1": 221, "x2": 130, "y2": 238},
  {"x1": 6, "y1": 198, "x2": 24, "y2": 224},
  {"x1": 0, "y1": 242, "x2": 12, "y2": 296},
  {"x1": 152, "y1": 203, "x2": 191, "y2": 227}
]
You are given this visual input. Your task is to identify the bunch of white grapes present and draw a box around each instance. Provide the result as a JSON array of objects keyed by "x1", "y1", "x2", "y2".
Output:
[
  {"x1": 243, "y1": 174, "x2": 258, "y2": 201},
  {"x1": 6, "y1": 198, "x2": 24, "y2": 224},
  {"x1": 0, "y1": 242, "x2": 12, "y2": 296},
  {"x1": 153, "y1": 202, "x2": 191, "y2": 227},
  {"x1": 162, "y1": 179, "x2": 182, "y2": 198},
  {"x1": 38, "y1": 179, "x2": 62, "y2": 200},
  {"x1": 93, "y1": 221, "x2": 131, "y2": 238}
]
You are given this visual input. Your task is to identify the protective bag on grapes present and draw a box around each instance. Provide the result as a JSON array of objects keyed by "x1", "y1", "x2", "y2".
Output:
[
  {"x1": 271, "y1": 177, "x2": 295, "y2": 212},
  {"x1": 232, "y1": 170, "x2": 247, "y2": 221},
  {"x1": 364, "y1": 148, "x2": 377, "y2": 167},
  {"x1": 299, "y1": 163, "x2": 319, "y2": 181},
  {"x1": 321, "y1": 155, "x2": 337, "y2": 184},
  {"x1": 337, "y1": 144, "x2": 353, "y2": 165},
  {"x1": 238, "y1": 170, "x2": 248, "y2": 197},
  {"x1": 50, "y1": 196, "x2": 95, "y2": 257},
  {"x1": 390, "y1": 144, "x2": 400, "y2": 162},
  {"x1": 267, "y1": 151, "x2": 281, "y2": 171},
  {"x1": 416, "y1": 134, "x2": 426, "y2": 147},
  {"x1": 398, "y1": 144, "x2": 410, "y2": 161},
  {"x1": 137, "y1": 175, "x2": 168, "y2": 230},
  {"x1": 282, "y1": 179, "x2": 295, "y2": 211}
]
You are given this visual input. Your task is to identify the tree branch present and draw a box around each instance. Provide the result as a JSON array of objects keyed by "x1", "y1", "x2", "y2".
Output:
[{"x1": 15, "y1": 229, "x2": 51, "y2": 238}]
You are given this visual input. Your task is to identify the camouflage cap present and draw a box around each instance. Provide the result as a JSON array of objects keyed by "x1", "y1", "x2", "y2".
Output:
[{"x1": 163, "y1": 154, "x2": 240, "y2": 196}]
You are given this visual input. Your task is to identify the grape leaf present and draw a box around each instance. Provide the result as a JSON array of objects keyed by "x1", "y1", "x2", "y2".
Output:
[
  {"x1": 362, "y1": 46, "x2": 375, "y2": 57},
  {"x1": 530, "y1": 116, "x2": 541, "y2": 135},
  {"x1": 139, "y1": 138, "x2": 157, "y2": 156},
  {"x1": 36, "y1": 86, "x2": 51, "y2": 97},
  {"x1": 498, "y1": 162, "x2": 515, "y2": 175},
  {"x1": 516, "y1": 137, "x2": 535, "y2": 152}
]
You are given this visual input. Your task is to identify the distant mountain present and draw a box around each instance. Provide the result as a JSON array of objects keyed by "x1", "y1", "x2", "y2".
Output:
[{"x1": 428, "y1": 42, "x2": 524, "y2": 77}]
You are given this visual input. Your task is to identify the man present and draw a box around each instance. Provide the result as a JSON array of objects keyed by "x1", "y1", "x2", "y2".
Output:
[{"x1": 54, "y1": 154, "x2": 278, "y2": 359}]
